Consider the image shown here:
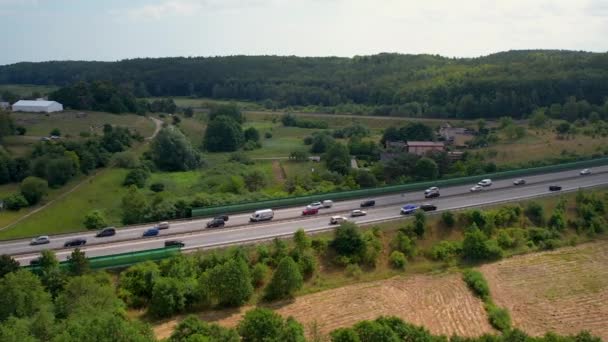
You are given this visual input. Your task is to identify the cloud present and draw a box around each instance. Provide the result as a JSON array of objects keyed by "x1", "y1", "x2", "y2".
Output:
[{"x1": 124, "y1": 0, "x2": 270, "y2": 20}]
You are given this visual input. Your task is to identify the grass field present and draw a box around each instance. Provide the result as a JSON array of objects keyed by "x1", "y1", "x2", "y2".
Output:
[
  {"x1": 0, "y1": 84, "x2": 58, "y2": 97},
  {"x1": 481, "y1": 240, "x2": 608, "y2": 340}
]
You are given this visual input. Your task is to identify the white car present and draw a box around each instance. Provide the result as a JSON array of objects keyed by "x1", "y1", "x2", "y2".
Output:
[
  {"x1": 470, "y1": 185, "x2": 483, "y2": 192},
  {"x1": 306, "y1": 202, "x2": 324, "y2": 210},
  {"x1": 30, "y1": 235, "x2": 50, "y2": 245},
  {"x1": 580, "y1": 168, "x2": 591, "y2": 175},
  {"x1": 478, "y1": 179, "x2": 492, "y2": 187},
  {"x1": 424, "y1": 187, "x2": 440, "y2": 198},
  {"x1": 330, "y1": 216, "x2": 348, "y2": 225},
  {"x1": 350, "y1": 209, "x2": 367, "y2": 217}
]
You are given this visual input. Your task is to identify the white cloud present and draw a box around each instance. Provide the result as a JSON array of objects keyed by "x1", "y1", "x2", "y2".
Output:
[{"x1": 124, "y1": 0, "x2": 272, "y2": 20}]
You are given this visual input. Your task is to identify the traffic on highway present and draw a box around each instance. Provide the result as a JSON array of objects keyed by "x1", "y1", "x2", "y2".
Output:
[{"x1": 3, "y1": 167, "x2": 607, "y2": 265}]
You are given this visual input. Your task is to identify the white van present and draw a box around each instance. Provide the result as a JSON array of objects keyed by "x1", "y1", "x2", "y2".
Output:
[
  {"x1": 250, "y1": 209, "x2": 274, "y2": 222},
  {"x1": 322, "y1": 200, "x2": 333, "y2": 208},
  {"x1": 156, "y1": 221, "x2": 170, "y2": 229}
]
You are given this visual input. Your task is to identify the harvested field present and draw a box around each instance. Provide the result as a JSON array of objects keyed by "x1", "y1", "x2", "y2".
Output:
[
  {"x1": 480, "y1": 241, "x2": 608, "y2": 340},
  {"x1": 155, "y1": 273, "x2": 494, "y2": 339}
]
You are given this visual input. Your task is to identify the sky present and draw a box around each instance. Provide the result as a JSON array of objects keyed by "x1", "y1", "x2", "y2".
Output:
[{"x1": 1, "y1": 0, "x2": 607, "y2": 65}]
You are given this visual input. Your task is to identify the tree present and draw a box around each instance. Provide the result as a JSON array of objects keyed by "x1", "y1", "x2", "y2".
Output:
[
  {"x1": 413, "y1": 157, "x2": 438, "y2": 180},
  {"x1": 169, "y1": 315, "x2": 239, "y2": 342},
  {"x1": 121, "y1": 185, "x2": 149, "y2": 225},
  {"x1": 0, "y1": 255, "x2": 19, "y2": 278},
  {"x1": 413, "y1": 211, "x2": 427, "y2": 237},
  {"x1": 0, "y1": 270, "x2": 52, "y2": 321},
  {"x1": 203, "y1": 116, "x2": 245, "y2": 152},
  {"x1": 67, "y1": 248, "x2": 89, "y2": 276},
  {"x1": 151, "y1": 127, "x2": 201, "y2": 171},
  {"x1": 50, "y1": 128, "x2": 61, "y2": 136},
  {"x1": 209, "y1": 103, "x2": 244, "y2": 123},
  {"x1": 205, "y1": 258, "x2": 253, "y2": 307},
  {"x1": 310, "y1": 132, "x2": 335, "y2": 153},
  {"x1": 243, "y1": 170, "x2": 266, "y2": 192},
  {"x1": 325, "y1": 142, "x2": 350, "y2": 174},
  {"x1": 119, "y1": 261, "x2": 161, "y2": 307},
  {"x1": 555, "y1": 122, "x2": 572, "y2": 138},
  {"x1": 354, "y1": 170, "x2": 378, "y2": 188},
  {"x1": 46, "y1": 157, "x2": 75, "y2": 187},
  {"x1": 238, "y1": 308, "x2": 305, "y2": 342},
  {"x1": 293, "y1": 229, "x2": 311, "y2": 251},
  {"x1": 3, "y1": 193, "x2": 29, "y2": 210},
  {"x1": 83, "y1": 210, "x2": 107, "y2": 229},
  {"x1": 19, "y1": 176, "x2": 48, "y2": 205},
  {"x1": 38, "y1": 250, "x2": 65, "y2": 298},
  {"x1": 123, "y1": 167, "x2": 150, "y2": 188},
  {"x1": 289, "y1": 150, "x2": 309, "y2": 162},
  {"x1": 149, "y1": 277, "x2": 189, "y2": 317},
  {"x1": 244, "y1": 127, "x2": 260, "y2": 142},
  {"x1": 525, "y1": 201, "x2": 545, "y2": 226},
  {"x1": 331, "y1": 222, "x2": 365, "y2": 259},
  {"x1": 354, "y1": 320, "x2": 399, "y2": 342},
  {"x1": 462, "y1": 225, "x2": 503, "y2": 261},
  {"x1": 55, "y1": 275, "x2": 123, "y2": 318},
  {"x1": 331, "y1": 328, "x2": 361, "y2": 342},
  {"x1": 529, "y1": 110, "x2": 549, "y2": 128},
  {"x1": 264, "y1": 256, "x2": 303, "y2": 300},
  {"x1": 441, "y1": 211, "x2": 455, "y2": 228}
]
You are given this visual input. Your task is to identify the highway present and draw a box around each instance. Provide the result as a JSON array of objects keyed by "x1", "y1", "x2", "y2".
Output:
[{"x1": 3, "y1": 166, "x2": 608, "y2": 265}]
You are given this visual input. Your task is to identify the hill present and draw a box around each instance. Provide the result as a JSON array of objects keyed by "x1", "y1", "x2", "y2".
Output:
[{"x1": 1, "y1": 50, "x2": 608, "y2": 119}]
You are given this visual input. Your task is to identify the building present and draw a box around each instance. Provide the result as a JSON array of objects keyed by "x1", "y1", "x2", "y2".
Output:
[
  {"x1": 0, "y1": 102, "x2": 9, "y2": 110},
  {"x1": 406, "y1": 141, "x2": 445, "y2": 156},
  {"x1": 12, "y1": 100, "x2": 63, "y2": 113}
]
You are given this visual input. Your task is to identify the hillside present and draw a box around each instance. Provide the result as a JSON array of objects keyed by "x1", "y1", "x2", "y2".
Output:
[{"x1": 1, "y1": 50, "x2": 608, "y2": 118}]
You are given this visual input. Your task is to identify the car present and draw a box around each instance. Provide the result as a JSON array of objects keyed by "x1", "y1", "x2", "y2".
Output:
[
  {"x1": 143, "y1": 228, "x2": 160, "y2": 237},
  {"x1": 164, "y1": 240, "x2": 185, "y2": 248},
  {"x1": 30, "y1": 236, "x2": 50, "y2": 245},
  {"x1": 470, "y1": 185, "x2": 483, "y2": 192},
  {"x1": 306, "y1": 202, "x2": 324, "y2": 210},
  {"x1": 478, "y1": 179, "x2": 492, "y2": 187},
  {"x1": 330, "y1": 216, "x2": 348, "y2": 225},
  {"x1": 156, "y1": 221, "x2": 170, "y2": 229},
  {"x1": 360, "y1": 200, "x2": 376, "y2": 208},
  {"x1": 250, "y1": 209, "x2": 274, "y2": 222},
  {"x1": 215, "y1": 214, "x2": 229, "y2": 222},
  {"x1": 95, "y1": 227, "x2": 116, "y2": 237},
  {"x1": 513, "y1": 179, "x2": 526, "y2": 185},
  {"x1": 29, "y1": 257, "x2": 42, "y2": 266},
  {"x1": 401, "y1": 204, "x2": 419, "y2": 215},
  {"x1": 64, "y1": 238, "x2": 86, "y2": 248},
  {"x1": 580, "y1": 168, "x2": 591, "y2": 175},
  {"x1": 350, "y1": 209, "x2": 367, "y2": 217},
  {"x1": 322, "y1": 200, "x2": 333, "y2": 208},
  {"x1": 302, "y1": 207, "x2": 319, "y2": 216},
  {"x1": 424, "y1": 187, "x2": 440, "y2": 198},
  {"x1": 549, "y1": 185, "x2": 562, "y2": 191},
  {"x1": 420, "y1": 203, "x2": 437, "y2": 211},
  {"x1": 206, "y1": 218, "x2": 225, "y2": 228}
]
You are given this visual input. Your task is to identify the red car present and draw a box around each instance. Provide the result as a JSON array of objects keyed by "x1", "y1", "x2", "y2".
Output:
[{"x1": 302, "y1": 207, "x2": 319, "y2": 216}]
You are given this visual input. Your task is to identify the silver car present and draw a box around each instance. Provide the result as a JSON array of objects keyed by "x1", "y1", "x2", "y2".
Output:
[{"x1": 30, "y1": 235, "x2": 50, "y2": 245}]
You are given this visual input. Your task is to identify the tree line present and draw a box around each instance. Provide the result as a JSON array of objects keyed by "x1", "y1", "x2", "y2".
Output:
[{"x1": 2, "y1": 50, "x2": 608, "y2": 119}]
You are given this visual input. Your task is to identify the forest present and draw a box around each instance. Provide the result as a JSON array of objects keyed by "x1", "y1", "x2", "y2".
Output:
[{"x1": 1, "y1": 50, "x2": 608, "y2": 119}]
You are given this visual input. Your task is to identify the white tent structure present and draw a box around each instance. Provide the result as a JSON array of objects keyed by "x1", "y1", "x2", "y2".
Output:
[{"x1": 12, "y1": 100, "x2": 63, "y2": 113}]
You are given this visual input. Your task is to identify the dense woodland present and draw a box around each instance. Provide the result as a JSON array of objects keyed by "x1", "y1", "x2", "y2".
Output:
[{"x1": 1, "y1": 50, "x2": 608, "y2": 119}]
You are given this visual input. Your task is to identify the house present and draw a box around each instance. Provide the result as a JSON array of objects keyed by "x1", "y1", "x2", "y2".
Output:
[
  {"x1": 12, "y1": 99, "x2": 63, "y2": 113},
  {"x1": 0, "y1": 102, "x2": 9, "y2": 110},
  {"x1": 406, "y1": 141, "x2": 445, "y2": 156}
]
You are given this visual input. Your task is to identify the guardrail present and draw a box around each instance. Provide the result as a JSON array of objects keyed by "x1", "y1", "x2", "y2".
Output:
[
  {"x1": 24, "y1": 247, "x2": 181, "y2": 271},
  {"x1": 192, "y1": 157, "x2": 608, "y2": 217}
]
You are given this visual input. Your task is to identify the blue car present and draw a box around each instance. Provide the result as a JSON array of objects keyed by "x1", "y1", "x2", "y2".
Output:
[
  {"x1": 401, "y1": 204, "x2": 419, "y2": 215},
  {"x1": 143, "y1": 228, "x2": 159, "y2": 237}
]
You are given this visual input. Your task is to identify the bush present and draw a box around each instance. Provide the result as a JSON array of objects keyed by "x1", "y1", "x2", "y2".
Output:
[
  {"x1": 264, "y1": 132, "x2": 272, "y2": 139},
  {"x1": 441, "y1": 211, "x2": 455, "y2": 228},
  {"x1": 251, "y1": 263, "x2": 269, "y2": 288},
  {"x1": 20, "y1": 176, "x2": 48, "y2": 205},
  {"x1": 3, "y1": 193, "x2": 29, "y2": 210},
  {"x1": 429, "y1": 240, "x2": 461, "y2": 262},
  {"x1": 389, "y1": 251, "x2": 407, "y2": 269},
  {"x1": 111, "y1": 151, "x2": 141, "y2": 169},
  {"x1": 83, "y1": 210, "x2": 107, "y2": 229},
  {"x1": 123, "y1": 168, "x2": 150, "y2": 188},
  {"x1": 264, "y1": 257, "x2": 303, "y2": 301},
  {"x1": 344, "y1": 264, "x2": 362, "y2": 279},
  {"x1": 150, "y1": 182, "x2": 165, "y2": 192},
  {"x1": 525, "y1": 201, "x2": 545, "y2": 226},
  {"x1": 390, "y1": 232, "x2": 416, "y2": 257},
  {"x1": 297, "y1": 252, "x2": 317, "y2": 279},
  {"x1": 486, "y1": 303, "x2": 512, "y2": 331},
  {"x1": 462, "y1": 269, "x2": 490, "y2": 300},
  {"x1": 331, "y1": 222, "x2": 365, "y2": 260},
  {"x1": 15, "y1": 126, "x2": 26, "y2": 135}
]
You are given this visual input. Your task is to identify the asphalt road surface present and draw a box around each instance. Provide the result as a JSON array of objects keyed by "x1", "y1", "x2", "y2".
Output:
[{"x1": 3, "y1": 167, "x2": 608, "y2": 265}]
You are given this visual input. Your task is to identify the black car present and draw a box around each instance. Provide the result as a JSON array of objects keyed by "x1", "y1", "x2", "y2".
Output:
[
  {"x1": 215, "y1": 214, "x2": 229, "y2": 222},
  {"x1": 29, "y1": 257, "x2": 41, "y2": 266},
  {"x1": 549, "y1": 185, "x2": 562, "y2": 191},
  {"x1": 420, "y1": 203, "x2": 437, "y2": 211},
  {"x1": 360, "y1": 200, "x2": 376, "y2": 208},
  {"x1": 64, "y1": 238, "x2": 87, "y2": 248},
  {"x1": 96, "y1": 227, "x2": 116, "y2": 237},
  {"x1": 425, "y1": 192, "x2": 440, "y2": 199},
  {"x1": 165, "y1": 240, "x2": 185, "y2": 248},
  {"x1": 206, "y1": 218, "x2": 225, "y2": 228}
]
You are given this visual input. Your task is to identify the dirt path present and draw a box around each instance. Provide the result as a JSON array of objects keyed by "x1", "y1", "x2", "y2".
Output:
[
  {"x1": 0, "y1": 116, "x2": 163, "y2": 232},
  {"x1": 271, "y1": 160, "x2": 286, "y2": 184},
  {"x1": 154, "y1": 273, "x2": 494, "y2": 340},
  {"x1": 480, "y1": 240, "x2": 608, "y2": 340}
]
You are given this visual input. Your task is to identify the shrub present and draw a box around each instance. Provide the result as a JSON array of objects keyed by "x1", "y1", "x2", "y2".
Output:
[
  {"x1": 429, "y1": 240, "x2": 461, "y2": 262},
  {"x1": 390, "y1": 232, "x2": 416, "y2": 257},
  {"x1": 297, "y1": 252, "x2": 317, "y2": 279},
  {"x1": 251, "y1": 263, "x2": 269, "y2": 288},
  {"x1": 264, "y1": 132, "x2": 272, "y2": 139},
  {"x1": 344, "y1": 264, "x2": 362, "y2": 279},
  {"x1": 3, "y1": 193, "x2": 29, "y2": 210},
  {"x1": 441, "y1": 211, "x2": 455, "y2": 228},
  {"x1": 389, "y1": 251, "x2": 407, "y2": 269},
  {"x1": 525, "y1": 201, "x2": 545, "y2": 226},
  {"x1": 264, "y1": 257, "x2": 303, "y2": 301},
  {"x1": 20, "y1": 176, "x2": 48, "y2": 205},
  {"x1": 123, "y1": 167, "x2": 150, "y2": 188},
  {"x1": 111, "y1": 151, "x2": 141, "y2": 169},
  {"x1": 462, "y1": 269, "x2": 490, "y2": 300},
  {"x1": 150, "y1": 182, "x2": 165, "y2": 192},
  {"x1": 83, "y1": 210, "x2": 107, "y2": 229},
  {"x1": 486, "y1": 303, "x2": 512, "y2": 331}
]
